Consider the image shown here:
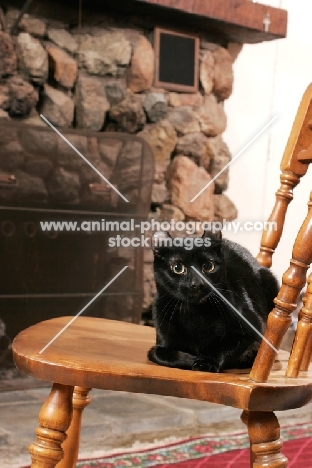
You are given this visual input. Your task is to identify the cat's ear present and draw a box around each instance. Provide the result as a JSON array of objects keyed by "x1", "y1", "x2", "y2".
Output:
[
  {"x1": 152, "y1": 231, "x2": 171, "y2": 255},
  {"x1": 202, "y1": 229, "x2": 222, "y2": 240},
  {"x1": 213, "y1": 229, "x2": 222, "y2": 241}
]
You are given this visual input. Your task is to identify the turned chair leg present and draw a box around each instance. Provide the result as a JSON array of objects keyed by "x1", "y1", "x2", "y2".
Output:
[
  {"x1": 243, "y1": 410, "x2": 288, "y2": 468},
  {"x1": 241, "y1": 410, "x2": 255, "y2": 466},
  {"x1": 57, "y1": 387, "x2": 92, "y2": 468},
  {"x1": 29, "y1": 383, "x2": 74, "y2": 468}
]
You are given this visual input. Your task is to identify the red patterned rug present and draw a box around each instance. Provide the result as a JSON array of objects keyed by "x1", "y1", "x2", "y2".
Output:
[{"x1": 75, "y1": 423, "x2": 312, "y2": 467}]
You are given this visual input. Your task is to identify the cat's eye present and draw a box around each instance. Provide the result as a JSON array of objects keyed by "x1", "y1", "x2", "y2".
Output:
[
  {"x1": 202, "y1": 261, "x2": 215, "y2": 273},
  {"x1": 172, "y1": 263, "x2": 186, "y2": 275}
]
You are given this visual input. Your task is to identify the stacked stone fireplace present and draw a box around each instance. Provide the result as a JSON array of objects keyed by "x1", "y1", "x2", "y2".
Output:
[{"x1": 0, "y1": 1, "x2": 287, "y2": 328}]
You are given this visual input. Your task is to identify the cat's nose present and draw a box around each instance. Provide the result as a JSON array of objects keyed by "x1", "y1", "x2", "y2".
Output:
[
  {"x1": 191, "y1": 281, "x2": 203, "y2": 290},
  {"x1": 190, "y1": 273, "x2": 204, "y2": 290}
]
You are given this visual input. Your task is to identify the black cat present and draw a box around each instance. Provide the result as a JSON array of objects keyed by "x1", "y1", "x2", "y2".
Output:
[{"x1": 147, "y1": 230, "x2": 279, "y2": 373}]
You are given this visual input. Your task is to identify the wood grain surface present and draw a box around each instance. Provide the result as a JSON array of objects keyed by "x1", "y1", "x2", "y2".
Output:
[{"x1": 12, "y1": 316, "x2": 312, "y2": 412}]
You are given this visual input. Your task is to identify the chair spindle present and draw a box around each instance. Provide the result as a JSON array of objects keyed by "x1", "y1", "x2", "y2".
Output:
[{"x1": 251, "y1": 191, "x2": 312, "y2": 382}]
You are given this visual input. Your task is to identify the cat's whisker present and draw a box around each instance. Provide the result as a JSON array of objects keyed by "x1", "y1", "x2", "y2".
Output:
[
  {"x1": 156, "y1": 291, "x2": 171, "y2": 301},
  {"x1": 157, "y1": 297, "x2": 174, "y2": 317},
  {"x1": 213, "y1": 294, "x2": 246, "y2": 337},
  {"x1": 158, "y1": 296, "x2": 178, "y2": 327},
  {"x1": 209, "y1": 295, "x2": 228, "y2": 340},
  {"x1": 168, "y1": 299, "x2": 180, "y2": 330},
  {"x1": 158, "y1": 295, "x2": 176, "y2": 318},
  {"x1": 212, "y1": 284, "x2": 243, "y2": 301}
]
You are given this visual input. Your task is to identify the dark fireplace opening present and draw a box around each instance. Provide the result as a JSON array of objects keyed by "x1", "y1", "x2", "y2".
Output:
[{"x1": 0, "y1": 122, "x2": 154, "y2": 379}]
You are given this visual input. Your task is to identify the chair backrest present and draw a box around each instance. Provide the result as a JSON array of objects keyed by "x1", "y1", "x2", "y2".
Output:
[{"x1": 249, "y1": 83, "x2": 312, "y2": 382}]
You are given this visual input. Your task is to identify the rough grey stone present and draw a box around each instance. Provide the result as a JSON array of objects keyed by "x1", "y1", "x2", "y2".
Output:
[
  {"x1": 0, "y1": 124, "x2": 18, "y2": 146},
  {"x1": 0, "y1": 141, "x2": 24, "y2": 170},
  {"x1": 200, "y1": 40, "x2": 219, "y2": 52},
  {"x1": 143, "y1": 92, "x2": 167, "y2": 123},
  {"x1": 197, "y1": 94, "x2": 227, "y2": 136},
  {"x1": 138, "y1": 120, "x2": 177, "y2": 165},
  {"x1": 86, "y1": 135, "x2": 100, "y2": 159},
  {"x1": 46, "y1": 167, "x2": 80, "y2": 203},
  {"x1": 14, "y1": 169, "x2": 48, "y2": 202},
  {"x1": 0, "y1": 31, "x2": 17, "y2": 77},
  {"x1": 23, "y1": 111, "x2": 46, "y2": 126},
  {"x1": 57, "y1": 133, "x2": 88, "y2": 169},
  {"x1": 200, "y1": 49, "x2": 214, "y2": 95},
  {"x1": 213, "y1": 47, "x2": 233, "y2": 100},
  {"x1": 151, "y1": 182, "x2": 167, "y2": 204},
  {"x1": 19, "y1": 16, "x2": 46, "y2": 37},
  {"x1": 109, "y1": 92, "x2": 146, "y2": 133},
  {"x1": 209, "y1": 155, "x2": 230, "y2": 193},
  {"x1": 78, "y1": 30, "x2": 131, "y2": 77},
  {"x1": 3, "y1": 8, "x2": 19, "y2": 33},
  {"x1": 207, "y1": 135, "x2": 232, "y2": 193},
  {"x1": 168, "y1": 107, "x2": 200, "y2": 135},
  {"x1": 127, "y1": 34, "x2": 154, "y2": 92},
  {"x1": 104, "y1": 81, "x2": 126, "y2": 106},
  {"x1": 0, "y1": 83, "x2": 9, "y2": 110},
  {"x1": 160, "y1": 203, "x2": 185, "y2": 222},
  {"x1": 75, "y1": 74, "x2": 109, "y2": 131},
  {"x1": 16, "y1": 32, "x2": 48, "y2": 84},
  {"x1": 112, "y1": 140, "x2": 142, "y2": 194},
  {"x1": 47, "y1": 28, "x2": 78, "y2": 53},
  {"x1": 166, "y1": 156, "x2": 214, "y2": 221},
  {"x1": 18, "y1": 126, "x2": 58, "y2": 156},
  {"x1": 98, "y1": 138, "x2": 122, "y2": 170},
  {"x1": 41, "y1": 84, "x2": 74, "y2": 127},
  {"x1": 7, "y1": 75, "x2": 38, "y2": 117},
  {"x1": 79, "y1": 160, "x2": 112, "y2": 184},
  {"x1": 214, "y1": 193, "x2": 237, "y2": 222},
  {"x1": 80, "y1": 137, "x2": 113, "y2": 183},
  {"x1": 0, "y1": 109, "x2": 9, "y2": 119},
  {"x1": 175, "y1": 132, "x2": 210, "y2": 167}
]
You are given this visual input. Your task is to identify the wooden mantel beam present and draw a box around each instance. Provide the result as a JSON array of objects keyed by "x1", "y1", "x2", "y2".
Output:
[
  {"x1": 132, "y1": 0, "x2": 288, "y2": 43},
  {"x1": 3, "y1": 0, "x2": 287, "y2": 44}
]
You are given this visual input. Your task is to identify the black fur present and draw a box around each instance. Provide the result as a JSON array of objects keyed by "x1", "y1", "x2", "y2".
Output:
[{"x1": 147, "y1": 230, "x2": 279, "y2": 373}]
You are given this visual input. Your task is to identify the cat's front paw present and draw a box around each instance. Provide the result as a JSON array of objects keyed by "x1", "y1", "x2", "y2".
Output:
[{"x1": 192, "y1": 356, "x2": 222, "y2": 373}]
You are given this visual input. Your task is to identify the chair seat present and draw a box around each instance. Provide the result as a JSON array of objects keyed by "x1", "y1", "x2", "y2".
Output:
[{"x1": 12, "y1": 316, "x2": 312, "y2": 412}]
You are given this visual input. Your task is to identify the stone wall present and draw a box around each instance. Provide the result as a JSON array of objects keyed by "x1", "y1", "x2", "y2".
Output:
[{"x1": 0, "y1": 5, "x2": 240, "y2": 315}]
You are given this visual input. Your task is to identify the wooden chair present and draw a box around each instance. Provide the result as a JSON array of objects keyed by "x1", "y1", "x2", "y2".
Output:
[{"x1": 12, "y1": 83, "x2": 312, "y2": 468}]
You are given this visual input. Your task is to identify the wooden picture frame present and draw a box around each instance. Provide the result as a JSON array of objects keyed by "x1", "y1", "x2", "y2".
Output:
[{"x1": 154, "y1": 27, "x2": 199, "y2": 93}]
